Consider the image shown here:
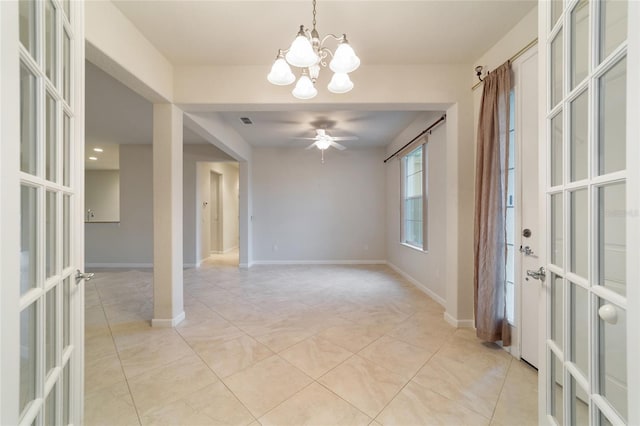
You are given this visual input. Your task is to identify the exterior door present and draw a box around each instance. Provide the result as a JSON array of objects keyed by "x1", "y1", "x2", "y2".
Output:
[
  {"x1": 0, "y1": 1, "x2": 85, "y2": 425},
  {"x1": 539, "y1": 0, "x2": 638, "y2": 425}
]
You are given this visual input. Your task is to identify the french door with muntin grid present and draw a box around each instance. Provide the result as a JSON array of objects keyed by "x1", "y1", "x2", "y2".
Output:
[
  {"x1": 1, "y1": 0, "x2": 85, "y2": 424},
  {"x1": 540, "y1": 0, "x2": 638, "y2": 425}
]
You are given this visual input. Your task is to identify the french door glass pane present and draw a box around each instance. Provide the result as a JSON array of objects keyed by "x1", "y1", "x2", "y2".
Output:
[
  {"x1": 551, "y1": 112, "x2": 563, "y2": 186},
  {"x1": 63, "y1": 31, "x2": 70, "y2": 104},
  {"x1": 570, "y1": 91, "x2": 588, "y2": 182},
  {"x1": 45, "y1": 0, "x2": 56, "y2": 83},
  {"x1": 20, "y1": 63, "x2": 37, "y2": 175},
  {"x1": 570, "y1": 375, "x2": 589, "y2": 425},
  {"x1": 600, "y1": 0, "x2": 628, "y2": 62},
  {"x1": 570, "y1": 189, "x2": 588, "y2": 277},
  {"x1": 598, "y1": 57, "x2": 626, "y2": 175},
  {"x1": 63, "y1": 114, "x2": 71, "y2": 186},
  {"x1": 45, "y1": 286, "x2": 57, "y2": 376},
  {"x1": 550, "y1": 351, "x2": 564, "y2": 425},
  {"x1": 571, "y1": 0, "x2": 589, "y2": 88},
  {"x1": 19, "y1": 0, "x2": 36, "y2": 58},
  {"x1": 551, "y1": 273, "x2": 564, "y2": 349},
  {"x1": 20, "y1": 302, "x2": 37, "y2": 417},
  {"x1": 46, "y1": 93, "x2": 57, "y2": 182},
  {"x1": 570, "y1": 282, "x2": 588, "y2": 378},
  {"x1": 551, "y1": 193, "x2": 564, "y2": 267},
  {"x1": 45, "y1": 386, "x2": 57, "y2": 426},
  {"x1": 551, "y1": 30, "x2": 564, "y2": 108},
  {"x1": 46, "y1": 191, "x2": 57, "y2": 278},
  {"x1": 21, "y1": 185, "x2": 38, "y2": 295},
  {"x1": 62, "y1": 363, "x2": 70, "y2": 425},
  {"x1": 63, "y1": 277, "x2": 71, "y2": 348},
  {"x1": 598, "y1": 299, "x2": 627, "y2": 422},
  {"x1": 551, "y1": 0, "x2": 563, "y2": 28},
  {"x1": 63, "y1": 195, "x2": 70, "y2": 268},
  {"x1": 598, "y1": 183, "x2": 626, "y2": 295}
]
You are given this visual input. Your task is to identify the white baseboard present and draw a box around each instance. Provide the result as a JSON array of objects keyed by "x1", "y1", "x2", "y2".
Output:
[
  {"x1": 151, "y1": 311, "x2": 185, "y2": 328},
  {"x1": 85, "y1": 262, "x2": 153, "y2": 269},
  {"x1": 238, "y1": 263, "x2": 250, "y2": 269},
  {"x1": 385, "y1": 262, "x2": 446, "y2": 307},
  {"x1": 251, "y1": 259, "x2": 387, "y2": 266},
  {"x1": 444, "y1": 312, "x2": 475, "y2": 328}
]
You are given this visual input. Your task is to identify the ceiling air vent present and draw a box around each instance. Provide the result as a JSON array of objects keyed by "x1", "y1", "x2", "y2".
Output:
[{"x1": 240, "y1": 117, "x2": 253, "y2": 125}]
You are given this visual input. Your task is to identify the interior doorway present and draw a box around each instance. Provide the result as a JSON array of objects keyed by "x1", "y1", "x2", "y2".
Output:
[{"x1": 210, "y1": 171, "x2": 222, "y2": 254}]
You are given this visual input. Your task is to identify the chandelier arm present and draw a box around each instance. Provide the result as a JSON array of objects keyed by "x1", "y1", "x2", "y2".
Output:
[{"x1": 320, "y1": 33, "x2": 345, "y2": 47}]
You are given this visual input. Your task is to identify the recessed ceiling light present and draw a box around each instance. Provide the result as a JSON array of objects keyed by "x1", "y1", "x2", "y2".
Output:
[
  {"x1": 93, "y1": 148, "x2": 103, "y2": 152},
  {"x1": 89, "y1": 156, "x2": 98, "y2": 161}
]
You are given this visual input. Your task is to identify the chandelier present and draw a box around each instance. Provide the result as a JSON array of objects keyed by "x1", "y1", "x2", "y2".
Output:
[{"x1": 267, "y1": 0, "x2": 360, "y2": 100}]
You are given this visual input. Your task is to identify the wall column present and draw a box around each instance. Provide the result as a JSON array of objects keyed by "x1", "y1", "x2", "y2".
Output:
[{"x1": 152, "y1": 103, "x2": 185, "y2": 327}]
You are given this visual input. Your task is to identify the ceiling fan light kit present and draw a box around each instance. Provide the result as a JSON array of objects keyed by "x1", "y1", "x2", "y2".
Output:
[{"x1": 267, "y1": 0, "x2": 360, "y2": 100}]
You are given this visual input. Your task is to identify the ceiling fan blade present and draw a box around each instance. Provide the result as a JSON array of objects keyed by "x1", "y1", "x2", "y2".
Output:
[
  {"x1": 306, "y1": 142, "x2": 317, "y2": 150},
  {"x1": 331, "y1": 136, "x2": 359, "y2": 141},
  {"x1": 330, "y1": 141, "x2": 346, "y2": 151}
]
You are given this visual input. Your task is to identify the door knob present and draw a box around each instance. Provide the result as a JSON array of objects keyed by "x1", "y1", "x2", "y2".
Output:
[
  {"x1": 526, "y1": 267, "x2": 546, "y2": 281},
  {"x1": 598, "y1": 304, "x2": 618, "y2": 325},
  {"x1": 75, "y1": 269, "x2": 95, "y2": 283}
]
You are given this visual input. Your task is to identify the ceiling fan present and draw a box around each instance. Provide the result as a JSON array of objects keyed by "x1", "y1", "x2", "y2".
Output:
[{"x1": 293, "y1": 129, "x2": 358, "y2": 163}]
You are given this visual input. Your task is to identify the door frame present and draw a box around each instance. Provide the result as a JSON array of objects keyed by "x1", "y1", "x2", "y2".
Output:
[{"x1": 210, "y1": 170, "x2": 222, "y2": 254}]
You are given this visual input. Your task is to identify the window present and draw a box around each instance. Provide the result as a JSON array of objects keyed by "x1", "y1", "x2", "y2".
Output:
[
  {"x1": 505, "y1": 89, "x2": 516, "y2": 324},
  {"x1": 401, "y1": 144, "x2": 427, "y2": 249}
]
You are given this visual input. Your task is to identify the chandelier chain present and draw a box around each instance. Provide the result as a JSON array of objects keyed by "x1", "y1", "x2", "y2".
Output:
[{"x1": 312, "y1": 0, "x2": 317, "y2": 30}]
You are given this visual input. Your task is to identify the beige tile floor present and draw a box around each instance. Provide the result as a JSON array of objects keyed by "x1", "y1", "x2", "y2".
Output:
[{"x1": 84, "y1": 252, "x2": 538, "y2": 426}]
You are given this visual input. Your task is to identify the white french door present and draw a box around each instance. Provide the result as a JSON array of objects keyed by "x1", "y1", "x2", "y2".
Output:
[
  {"x1": 1, "y1": 0, "x2": 85, "y2": 425},
  {"x1": 539, "y1": 0, "x2": 638, "y2": 425}
]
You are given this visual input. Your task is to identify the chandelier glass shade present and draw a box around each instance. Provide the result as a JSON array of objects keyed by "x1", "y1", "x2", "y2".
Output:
[{"x1": 267, "y1": 0, "x2": 360, "y2": 100}]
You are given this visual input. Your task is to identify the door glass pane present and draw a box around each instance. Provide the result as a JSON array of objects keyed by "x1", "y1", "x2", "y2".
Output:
[
  {"x1": 63, "y1": 195, "x2": 70, "y2": 268},
  {"x1": 63, "y1": 363, "x2": 70, "y2": 425},
  {"x1": 570, "y1": 375, "x2": 589, "y2": 425},
  {"x1": 63, "y1": 114, "x2": 71, "y2": 186},
  {"x1": 551, "y1": 193, "x2": 564, "y2": 267},
  {"x1": 20, "y1": 302, "x2": 37, "y2": 417},
  {"x1": 551, "y1": 112, "x2": 563, "y2": 186},
  {"x1": 550, "y1": 351, "x2": 564, "y2": 425},
  {"x1": 21, "y1": 185, "x2": 38, "y2": 295},
  {"x1": 46, "y1": 191, "x2": 57, "y2": 278},
  {"x1": 598, "y1": 183, "x2": 626, "y2": 296},
  {"x1": 551, "y1": 0, "x2": 563, "y2": 28},
  {"x1": 600, "y1": 0, "x2": 628, "y2": 62},
  {"x1": 598, "y1": 299, "x2": 627, "y2": 422},
  {"x1": 571, "y1": 0, "x2": 589, "y2": 88},
  {"x1": 20, "y1": 63, "x2": 37, "y2": 175},
  {"x1": 19, "y1": 0, "x2": 36, "y2": 58},
  {"x1": 45, "y1": 386, "x2": 57, "y2": 426},
  {"x1": 46, "y1": 93, "x2": 57, "y2": 182},
  {"x1": 63, "y1": 277, "x2": 71, "y2": 348},
  {"x1": 46, "y1": 286, "x2": 57, "y2": 376},
  {"x1": 45, "y1": 0, "x2": 56, "y2": 83},
  {"x1": 551, "y1": 273, "x2": 564, "y2": 349},
  {"x1": 598, "y1": 57, "x2": 626, "y2": 175},
  {"x1": 570, "y1": 282, "x2": 588, "y2": 378},
  {"x1": 63, "y1": 31, "x2": 71, "y2": 104},
  {"x1": 551, "y1": 30, "x2": 564, "y2": 108},
  {"x1": 570, "y1": 189, "x2": 588, "y2": 277},
  {"x1": 570, "y1": 90, "x2": 588, "y2": 182}
]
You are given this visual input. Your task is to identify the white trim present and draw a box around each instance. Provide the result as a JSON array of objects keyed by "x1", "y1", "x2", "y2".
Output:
[
  {"x1": 238, "y1": 262, "x2": 251, "y2": 269},
  {"x1": 151, "y1": 311, "x2": 185, "y2": 328},
  {"x1": 85, "y1": 263, "x2": 152, "y2": 269},
  {"x1": 444, "y1": 312, "x2": 475, "y2": 328},
  {"x1": 385, "y1": 262, "x2": 446, "y2": 307},
  {"x1": 251, "y1": 259, "x2": 387, "y2": 266}
]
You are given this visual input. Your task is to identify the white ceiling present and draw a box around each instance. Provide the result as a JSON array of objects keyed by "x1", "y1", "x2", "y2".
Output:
[
  {"x1": 219, "y1": 110, "x2": 423, "y2": 148},
  {"x1": 111, "y1": 0, "x2": 536, "y2": 66}
]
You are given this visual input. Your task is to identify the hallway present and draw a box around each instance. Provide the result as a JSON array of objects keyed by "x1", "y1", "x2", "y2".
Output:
[{"x1": 84, "y1": 258, "x2": 537, "y2": 425}]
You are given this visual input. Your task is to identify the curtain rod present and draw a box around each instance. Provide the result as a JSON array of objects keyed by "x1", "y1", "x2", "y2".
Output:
[
  {"x1": 383, "y1": 114, "x2": 446, "y2": 163},
  {"x1": 471, "y1": 38, "x2": 538, "y2": 91}
]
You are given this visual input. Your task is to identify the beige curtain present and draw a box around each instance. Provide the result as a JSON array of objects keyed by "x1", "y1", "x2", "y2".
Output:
[{"x1": 474, "y1": 62, "x2": 512, "y2": 346}]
